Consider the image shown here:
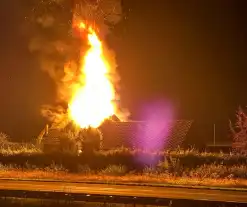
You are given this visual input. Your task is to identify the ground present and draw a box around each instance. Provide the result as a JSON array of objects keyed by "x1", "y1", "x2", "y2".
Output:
[
  {"x1": 1, "y1": 169, "x2": 247, "y2": 189},
  {"x1": 1, "y1": 141, "x2": 247, "y2": 189}
]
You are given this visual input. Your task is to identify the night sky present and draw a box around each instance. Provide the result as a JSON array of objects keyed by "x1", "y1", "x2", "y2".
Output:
[{"x1": 0, "y1": 0, "x2": 247, "y2": 144}]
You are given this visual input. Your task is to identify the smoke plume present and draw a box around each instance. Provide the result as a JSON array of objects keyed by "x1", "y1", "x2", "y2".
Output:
[{"x1": 26, "y1": 0, "x2": 128, "y2": 128}]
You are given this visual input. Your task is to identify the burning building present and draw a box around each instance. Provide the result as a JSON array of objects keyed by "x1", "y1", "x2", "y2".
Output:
[
  {"x1": 38, "y1": 118, "x2": 193, "y2": 153},
  {"x1": 36, "y1": 20, "x2": 193, "y2": 153},
  {"x1": 36, "y1": 1, "x2": 193, "y2": 153}
]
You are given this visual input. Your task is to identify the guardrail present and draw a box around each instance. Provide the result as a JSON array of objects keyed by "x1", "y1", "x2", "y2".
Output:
[{"x1": 0, "y1": 189, "x2": 235, "y2": 207}]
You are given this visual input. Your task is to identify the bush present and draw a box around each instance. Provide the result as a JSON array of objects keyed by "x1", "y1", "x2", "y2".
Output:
[
  {"x1": 77, "y1": 164, "x2": 92, "y2": 174},
  {"x1": 230, "y1": 107, "x2": 247, "y2": 153},
  {"x1": 81, "y1": 127, "x2": 103, "y2": 152},
  {"x1": 100, "y1": 165, "x2": 127, "y2": 176},
  {"x1": 187, "y1": 164, "x2": 247, "y2": 179},
  {"x1": 44, "y1": 161, "x2": 68, "y2": 173},
  {"x1": 0, "y1": 132, "x2": 9, "y2": 144},
  {"x1": 59, "y1": 136, "x2": 78, "y2": 155},
  {"x1": 2, "y1": 147, "x2": 247, "y2": 176},
  {"x1": 0, "y1": 143, "x2": 41, "y2": 156},
  {"x1": 143, "y1": 166, "x2": 159, "y2": 175}
]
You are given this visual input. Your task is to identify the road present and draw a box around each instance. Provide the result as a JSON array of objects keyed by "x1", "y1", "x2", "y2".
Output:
[{"x1": 0, "y1": 180, "x2": 246, "y2": 203}]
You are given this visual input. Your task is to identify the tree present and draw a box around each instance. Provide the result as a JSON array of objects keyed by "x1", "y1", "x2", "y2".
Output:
[
  {"x1": 59, "y1": 135, "x2": 78, "y2": 154},
  {"x1": 0, "y1": 133, "x2": 9, "y2": 145},
  {"x1": 79, "y1": 127, "x2": 103, "y2": 153},
  {"x1": 230, "y1": 107, "x2": 247, "y2": 153}
]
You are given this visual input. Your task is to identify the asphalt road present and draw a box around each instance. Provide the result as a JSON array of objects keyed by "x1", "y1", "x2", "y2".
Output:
[{"x1": 0, "y1": 180, "x2": 246, "y2": 203}]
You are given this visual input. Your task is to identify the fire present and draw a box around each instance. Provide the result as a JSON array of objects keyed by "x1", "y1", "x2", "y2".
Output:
[{"x1": 68, "y1": 22, "x2": 116, "y2": 128}]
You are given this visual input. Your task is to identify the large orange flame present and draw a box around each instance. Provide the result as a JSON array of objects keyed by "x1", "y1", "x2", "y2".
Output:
[{"x1": 68, "y1": 22, "x2": 116, "y2": 128}]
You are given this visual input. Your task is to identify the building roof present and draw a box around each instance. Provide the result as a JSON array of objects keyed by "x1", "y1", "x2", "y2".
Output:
[
  {"x1": 41, "y1": 120, "x2": 193, "y2": 150},
  {"x1": 99, "y1": 120, "x2": 193, "y2": 149}
]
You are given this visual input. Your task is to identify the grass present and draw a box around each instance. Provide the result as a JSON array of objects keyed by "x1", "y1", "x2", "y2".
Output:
[
  {"x1": 1, "y1": 166, "x2": 247, "y2": 189},
  {"x1": 0, "y1": 144, "x2": 41, "y2": 155},
  {"x1": 1, "y1": 146, "x2": 247, "y2": 173},
  {"x1": 0, "y1": 132, "x2": 41, "y2": 156},
  {"x1": 0, "y1": 162, "x2": 247, "y2": 188},
  {"x1": 1, "y1": 135, "x2": 247, "y2": 188}
]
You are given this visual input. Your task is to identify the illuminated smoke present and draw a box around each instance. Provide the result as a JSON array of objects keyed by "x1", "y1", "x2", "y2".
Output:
[{"x1": 26, "y1": 0, "x2": 128, "y2": 128}]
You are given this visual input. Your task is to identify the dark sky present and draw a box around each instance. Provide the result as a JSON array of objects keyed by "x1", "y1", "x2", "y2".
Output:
[{"x1": 0, "y1": 0, "x2": 247, "y2": 144}]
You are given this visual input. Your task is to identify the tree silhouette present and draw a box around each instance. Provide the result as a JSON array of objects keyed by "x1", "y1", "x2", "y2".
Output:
[{"x1": 230, "y1": 107, "x2": 247, "y2": 153}]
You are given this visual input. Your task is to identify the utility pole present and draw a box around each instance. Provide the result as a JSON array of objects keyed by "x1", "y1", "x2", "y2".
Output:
[{"x1": 213, "y1": 124, "x2": 216, "y2": 146}]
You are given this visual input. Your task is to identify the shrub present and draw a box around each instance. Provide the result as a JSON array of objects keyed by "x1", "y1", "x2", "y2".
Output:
[
  {"x1": 230, "y1": 107, "x2": 247, "y2": 153},
  {"x1": 77, "y1": 164, "x2": 92, "y2": 174},
  {"x1": 81, "y1": 127, "x2": 103, "y2": 152},
  {"x1": 0, "y1": 132, "x2": 9, "y2": 147},
  {"x1": 143, "y1": 166, "x2": 159, "y2": 175},
  {"x1": 59, "y1": 136, "x2": 78, "y2": 155},
  {"x1": 0, "y1": 142, "x2": 41, "y2": 155},
  {"x1": 158, "y1": 156, "x2": 182, "y2": 176},
  {"x1": 44, "y1": 161, "x2": 68, "y2": 173},
  {"x1": 2, "y1": 147, "x2": 247, "y2": 175},
  {"x1": 187, "y1": 164, "x2": 247, "y2": 179},
  {"x1": 100, "y1": 165, "x2": 127, "y2": 176}
]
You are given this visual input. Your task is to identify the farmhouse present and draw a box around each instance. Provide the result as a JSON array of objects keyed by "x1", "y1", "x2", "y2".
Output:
[{"x1": 38, "y1": 119, "x2": 193, "y2": 152}]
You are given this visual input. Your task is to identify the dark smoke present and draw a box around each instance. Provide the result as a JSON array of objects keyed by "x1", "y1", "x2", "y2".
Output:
[{"x1": 24, "y1": 0, "x2": 126, "y2": 128}]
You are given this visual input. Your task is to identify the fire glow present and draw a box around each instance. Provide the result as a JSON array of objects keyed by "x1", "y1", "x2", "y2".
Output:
[{"x1": 68, "y1": 21, "x2": 117, "y2": 128}]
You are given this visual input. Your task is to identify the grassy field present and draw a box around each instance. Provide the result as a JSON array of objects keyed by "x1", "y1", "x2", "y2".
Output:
[
  {"x1": 1, "y1": 142, "x2": 247, "y2": 188},
  {"x1": 1, "y1": 130, "x2": 247, "y2": 188},
  {"x1": 1, "y1": 164, "x2": 247, "y2": 188},
  {"x1": 1, "y1": 145, "x2": 247, "y2": 170}
]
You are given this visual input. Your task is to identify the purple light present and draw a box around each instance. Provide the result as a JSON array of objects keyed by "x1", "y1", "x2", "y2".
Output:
[{"x1": 134, "y1": 100, "x2": 174, "y2": 165}]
